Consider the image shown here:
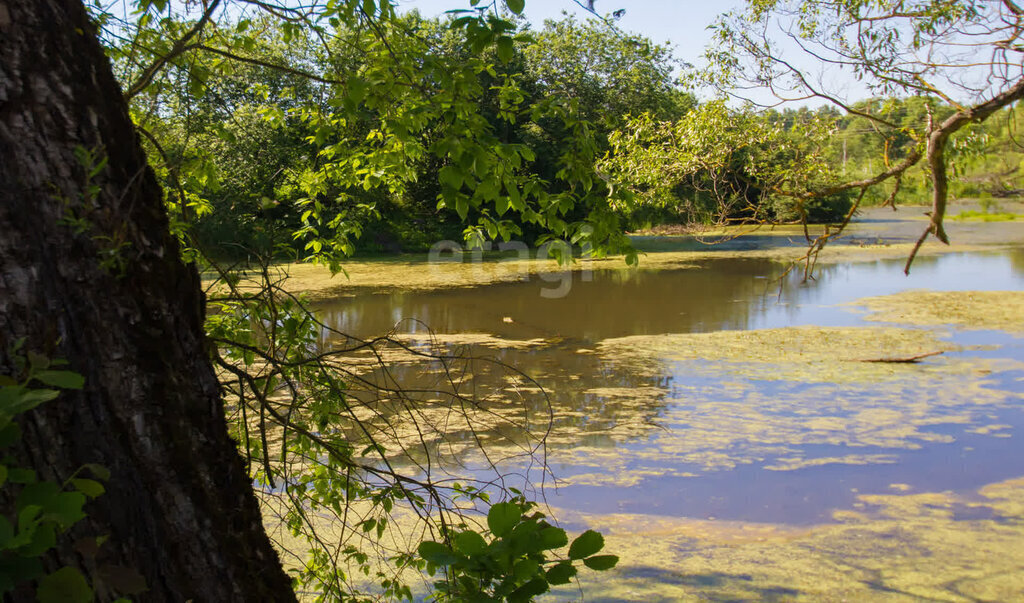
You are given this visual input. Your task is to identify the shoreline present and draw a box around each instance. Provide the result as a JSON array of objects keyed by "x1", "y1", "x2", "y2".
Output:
[{"x1": 219, "y1": 204, "x2": 1024, "y2": 300}]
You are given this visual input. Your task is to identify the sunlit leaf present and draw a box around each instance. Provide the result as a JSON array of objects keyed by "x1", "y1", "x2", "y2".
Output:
[{"x1": 487, "y1": 501, "x2": 521, "y2": 538}]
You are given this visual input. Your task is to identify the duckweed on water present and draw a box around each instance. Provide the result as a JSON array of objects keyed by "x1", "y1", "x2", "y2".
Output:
[
  {"x1": 395, "y1": 332, "x2": 550, "y2": 350},
  {"x1": 530, "y1": 310, "x2": 1024, "y2": 599},
  {"x1": 547, "y1": 326, "x2": 1023, "y2": 476},
  {"x1": 853, "y1": 290, "x2": 1024, "y2": 334},
  {"x1": 344, "y1": 324, "x2": 1022, "y2": 481},
  {"x1": 550, "y1": 477, "x2": 1024, "y2": 602},
  {"x1": 951, "y1": 210, "x2": 1024, "y2": 222},
  {"x1": 597, "y1": 326, "x2": 959, "y2": 383}
]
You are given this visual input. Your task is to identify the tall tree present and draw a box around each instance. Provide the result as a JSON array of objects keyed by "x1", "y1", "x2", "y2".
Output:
[
  {"x1": 0, "y1": 0, "x2": 296, "y2": 598},
  {"x1": 704, "y1": 0, "x2": 1024, "y2": 270}
]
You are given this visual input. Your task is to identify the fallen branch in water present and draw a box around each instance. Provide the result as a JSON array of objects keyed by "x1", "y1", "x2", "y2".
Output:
[{"x1": 859, "y1": 351, "x2": 945, "y2": 363}]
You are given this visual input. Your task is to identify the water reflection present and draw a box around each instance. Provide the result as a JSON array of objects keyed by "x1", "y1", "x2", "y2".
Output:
[
  {"x1": 315, "y1": 250, "x2": 1024, "y2": 524},
  {"x1": 317, "y1": 257, "x2": 791, "y2": 342},
  {"x1": 317, "y1": 251, "x2": 1024, "y2": 341}
]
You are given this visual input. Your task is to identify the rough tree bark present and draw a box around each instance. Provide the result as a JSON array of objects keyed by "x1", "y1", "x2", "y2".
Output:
[{"x1": 0, "y1": 1, "x2": 296, "y2": 600}]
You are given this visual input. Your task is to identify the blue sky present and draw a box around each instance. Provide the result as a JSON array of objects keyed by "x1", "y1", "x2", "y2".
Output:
[
  {"x1": 395, "y1": 0, "x2": 742, "y2": 68},
  {"x1": 393, "y1": 0, "x2": 842, "y2": 106},
  {"x1": 105, "y1": 0, "x2": 845, "y2": 106}
]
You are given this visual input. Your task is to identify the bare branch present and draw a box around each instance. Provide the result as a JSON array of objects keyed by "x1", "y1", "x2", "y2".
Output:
[{"x1": 195, "y1": 44, "x2": 345, "y2": 84}]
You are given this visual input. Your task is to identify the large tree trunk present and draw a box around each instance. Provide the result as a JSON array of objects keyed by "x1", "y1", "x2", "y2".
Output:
[{"x1": 0, "y1": 1, "x2": 296, "y2": 600}]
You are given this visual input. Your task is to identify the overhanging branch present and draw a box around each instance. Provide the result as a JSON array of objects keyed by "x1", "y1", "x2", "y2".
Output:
[{"x1": 125, "y1": 0, "x2": 221, "y2": 99}]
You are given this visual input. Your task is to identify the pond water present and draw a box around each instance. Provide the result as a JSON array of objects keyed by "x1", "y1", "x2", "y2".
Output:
[
  {"x1": 314, "y1": 247, "x2": 1024, "y2": 599},
  {"x1": 318, "y1": 249, "x2": 1024, "y2": 340},
  {"x1": 315, "y1": 248, "x2": 1024, "y2": 525}
]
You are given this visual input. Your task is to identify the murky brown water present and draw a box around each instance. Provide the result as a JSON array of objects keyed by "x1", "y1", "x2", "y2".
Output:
[
  {"x1": 313, "y1": 249, "x2": 1024, "y2": 529},
  {"x1": 317, "y1": 249, "x2": 1024, "y2": 340}
]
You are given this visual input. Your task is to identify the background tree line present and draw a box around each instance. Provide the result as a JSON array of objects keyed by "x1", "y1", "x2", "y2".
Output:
[
  {"x1": 604, "y1": 96, "x2": 1024, "y2": 230},
  {"x1": 123, "y1": 9, "x2": 1024, "y2": 262},
  {"x1": 121, "y1": 10, "x2": 694, "y2": 260}
]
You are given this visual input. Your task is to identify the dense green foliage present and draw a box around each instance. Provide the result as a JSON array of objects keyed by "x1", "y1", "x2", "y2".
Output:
[
  {"x1": 117, "y1": 9, "x2": 692, "y2": 261},
  {"x1": 419, "y1": 498, "x2": 616, "y2": 601},
  {"x1": 602, "y1": 96, "x2": 1024, "y2": 228},
  {"x1": 601, "y1": 100, "x2": 849, "y2": 225},
  {"x1": 108, "y1": 1, "x2": 1023, "y2": 252}
]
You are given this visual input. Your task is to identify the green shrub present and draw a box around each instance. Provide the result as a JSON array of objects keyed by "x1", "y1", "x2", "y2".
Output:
[{"x1": 766, "y1": 189, "x2": 856, "y2": 223}]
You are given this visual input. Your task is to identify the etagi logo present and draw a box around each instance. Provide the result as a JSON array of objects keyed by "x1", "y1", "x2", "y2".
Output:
[{"x1": 426, "y1": 232, "x2": 593, "y2": 300}]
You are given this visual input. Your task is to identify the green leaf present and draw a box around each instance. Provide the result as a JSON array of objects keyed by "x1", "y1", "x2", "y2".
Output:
[
  {"x1": 487, "y1": 501, "x2": 521, "y2": 538},
  {"x1": 545, "y1": 560, "x2": 576, "y2": 585},
  {"x1": 82, "y1": 464, "x2": 111, "y2": 481},
  {"x1": 417, "y1": 541, "x2": 458, "y2": 566},
  {"x1": 508, "y1": 519, "x2": 541, "y2": 553},
  {"x1": 71, "y1": 478, "x2": 105, "y2": 499},
  {"x1": 497, "y1": 36, "x2": 514, "y2": 63},
  {"x1": 0, "y1": 556, "x2": 43, "y2": 587},
  {"x1": 47, "y1": 492, "x2": 87, "y2": 528},
  {"x1": 33, "y1": 371, "x2": 84, "y2": 390},
  {"x1": 22, "y1": 523, "x2": 56, "y2": 557},
  {"x1": 455, "y1": 197, "x2": 469, "y2": 221},
  {"x1": 452, "y1": 530, "x2": 487, "y2": 556},
  {"x1": 505, "y1": 0, "x2": 525, "y2": 15},
  {"x1": 26, "y1": 352, "x2": 50, "y2": 371},
  {"x1": 568, "y1": 529, "x2": 604, "y2": 560},
  {"x1": 439, "y1": 165, "x2": 463, "y2": 190},
  {"x1": 583, "y1": 554, "x2": 619, "y2": 571},
  {"x1": 347, "y1": 77, "x2": 367, "y2": 105},
  {"x1": 36, "y1": 567, "x2": 93, "y2": 603},
  {"x1": 18, "y1": 482, "x2": 86, "y2": 528},
  {"x1": 8, "y1": 467, "x2": 36, "y2": 484},
  {"x1": 513, "y1": 558, "x2": 539, "y2": 582},
  {"x1": 18, "y1": 481, "x2": 58, "y2": 508},
  {"x1": 538, "y1": 526, "x2": 568, "y2": 550},
  {"x1": 0, "y1": 422, "x2": 21, "y2": 449},
  {"x1": 508, "y1": 187, "x2": 526, "y2": 212},
  {"x1": 3, "y1": 388, "x2": 59, "y2": 416},
  {"x1": 509, "y1": 577, "x2": 548, "y2": 602},
  {"x1": 495, "y1": 195, "x2": 510, "y2": 216}
]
